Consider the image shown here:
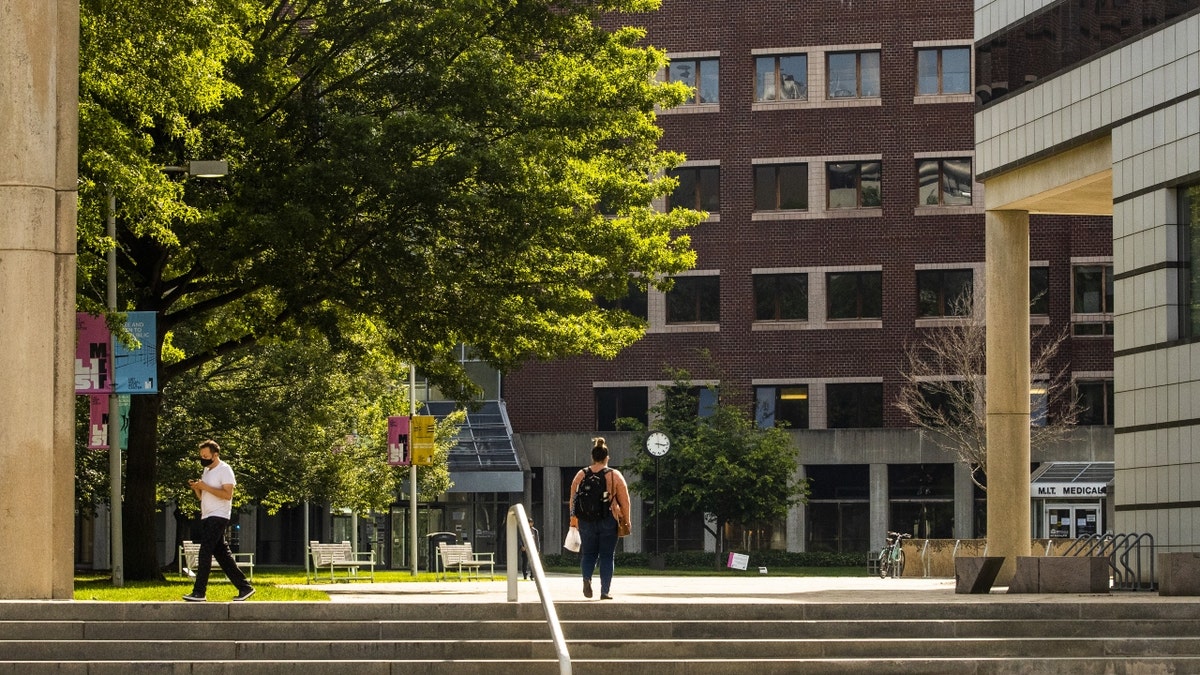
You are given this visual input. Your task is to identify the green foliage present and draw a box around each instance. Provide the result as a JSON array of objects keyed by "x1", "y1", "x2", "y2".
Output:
[{"x1": 623, "y1": 369, "x2": 809, "y2": 551}]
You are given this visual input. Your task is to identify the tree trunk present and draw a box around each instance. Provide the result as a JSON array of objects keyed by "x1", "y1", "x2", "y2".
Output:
[
  {"x1": 713, "y1": 517, "x2": 725, "y2": 571},
  {"x1": 124, "y1": 394, "x2": 165, "y2": 581}
]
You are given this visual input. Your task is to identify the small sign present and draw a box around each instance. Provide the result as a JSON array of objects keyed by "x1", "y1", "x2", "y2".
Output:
[
  {"x1": 410, "y1": 415, "x2": 436, "y2": 466},
  {"x1": 114, "y1": 312, "x2": 158, "y2": 393},
  {"x1": 727, "y1": 552, "x2": 749, "y2": 570},
  {"x1": 387, "y1": 416, "x2": 410, "y2": 466}
]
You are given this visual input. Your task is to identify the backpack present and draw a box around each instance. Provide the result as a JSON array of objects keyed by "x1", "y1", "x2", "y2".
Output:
[{"x1": 573, "y1": 468, "x2": 611, "y2": 522}]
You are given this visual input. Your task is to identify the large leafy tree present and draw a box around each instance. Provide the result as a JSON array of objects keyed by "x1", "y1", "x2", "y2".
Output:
[
  {"x1": 624, "y1": 372, "x2": 809, "y2": 569},
  {"x1": 79, "y1": 0, "x2": 701, "y2": 580}
]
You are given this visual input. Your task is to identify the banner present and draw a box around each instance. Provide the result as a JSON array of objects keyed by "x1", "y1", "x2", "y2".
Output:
[
  {"x1": 114, "y1": 311, "x2": 158, "y2": 393},
  {"x1": 87, "y1": 394, "x2": 130, "y2": 450},
  {"x1": 75, "y1": 313, "x2": 112, "y2": 394},
  {"x1": 411, "y1": 415, "x2": 436, "y2": 466},
  {"x1": 387, "y1": 416, "x2": 410, "y2": 466}
]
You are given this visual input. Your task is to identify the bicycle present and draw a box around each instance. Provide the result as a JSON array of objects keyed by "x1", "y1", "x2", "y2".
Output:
[{"x1": 877, "y1": 531, "x2": 911, "y2": 578}]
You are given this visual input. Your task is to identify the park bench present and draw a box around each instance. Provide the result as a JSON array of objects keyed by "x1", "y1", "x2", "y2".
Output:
[
  {"x1": 178, "y1": 540, "x2": 255, "y2": 580},
  {"x1": 308, "y1": 541, "x2": 376, "y2": 583},
  {"x1": 437, "y1": 542, "x2": 496, "y2": 580}
]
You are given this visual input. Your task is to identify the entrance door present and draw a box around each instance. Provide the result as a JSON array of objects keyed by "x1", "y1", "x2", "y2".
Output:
[
  {"x1": 389, "y1": 506, "x2": 446, "y2": 570},
  {"x1": 1045, "y1": 504, "x2": 1101, "y2": 538}
]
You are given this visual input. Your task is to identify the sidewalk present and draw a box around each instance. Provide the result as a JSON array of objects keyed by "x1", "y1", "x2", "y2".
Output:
[{"x1": 296, "y1": 572, "x2": 1189, "y2": 605}]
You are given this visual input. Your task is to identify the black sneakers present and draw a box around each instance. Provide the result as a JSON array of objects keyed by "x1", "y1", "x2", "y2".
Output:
[
  {"x1": 582, "y1": 578, "x2": 593, "y2": 598},
  {"x1": 233, "y1": 587, "x2": 255, "y2": 601},
  {"x1": 182, "y1": 594, "x2": 206, "y2": 602}
]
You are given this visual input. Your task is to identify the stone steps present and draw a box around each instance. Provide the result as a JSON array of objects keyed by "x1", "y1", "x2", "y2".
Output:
[{"x1": 0, "y1": 599, "x2": 1194, "y2": 674}]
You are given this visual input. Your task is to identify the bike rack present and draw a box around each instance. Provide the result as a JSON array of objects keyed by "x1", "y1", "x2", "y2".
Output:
[{"x1": 1059, "y1": 530, "x2": 1156, "y2": 591}]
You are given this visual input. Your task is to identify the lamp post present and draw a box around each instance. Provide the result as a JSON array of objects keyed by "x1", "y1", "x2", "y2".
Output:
[{"x1": 106, "y1": 160, "x2": 227, "y2": 587}]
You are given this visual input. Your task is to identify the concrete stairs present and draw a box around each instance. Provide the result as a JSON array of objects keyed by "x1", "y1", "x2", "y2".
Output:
[{"x1": 1, "y1": 599, "x2": 1198, "y2": 674}]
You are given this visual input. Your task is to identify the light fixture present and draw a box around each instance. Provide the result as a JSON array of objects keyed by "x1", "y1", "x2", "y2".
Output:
[{"x1": 161, "y1": 160, "x2": 229, "y2": 178}]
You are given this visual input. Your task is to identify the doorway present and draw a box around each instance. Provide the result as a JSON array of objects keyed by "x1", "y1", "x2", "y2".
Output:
[{"x1": 1044, "y1": 503, "x2": 1101, "y2": 538}]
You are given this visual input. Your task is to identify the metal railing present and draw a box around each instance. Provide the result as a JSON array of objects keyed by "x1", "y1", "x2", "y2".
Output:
[{"x1": 506, "y1": 503, "x2": 571, "y2": 674}]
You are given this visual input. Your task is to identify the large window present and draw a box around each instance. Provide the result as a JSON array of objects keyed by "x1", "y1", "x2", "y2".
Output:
[
  {"x1": 668, "y1": 166, "x2": 720, "y2": 213},
  {"x1": 917, "y1": 158, "x2": 972, "y2": 206},
  {"x1": 916, "y1": 47, "x2": 970, "y2": 95},
  {"x1": 1030, "y1": 266, "x2": 1050, "y2": 316},
  {"x1": 669, "y1": 58, "x2": 719, "y2": 105},
  {"x1": 596, "y1": 281, "x2": 647, "y2": 321},
  {"x1": 1178, "y1": 185, "x2": 1199, "y2": 337},
  {"x1": 1076, "y1": 380, "x2": 1114, "y2": 426},
  {"x1": 827, "y1": 51, "x2": 880, "y2": 98},
  {"x1": 917, "y1": 269, "x2": 973, "y2": 317},
  {"x1": 754, "y1": 273, "x2": 808, "y2": 321},
  {"x1": 667, "y1": 275, "x2": 720, "y2": 323},
  {"x1": 1072, "y1": 264, "x2": 1114, "y2": 335},
  {"x1": 806, "y1": 465, "x2": 869, "y2": 553},
  {"x1": 755, "y1": 54, "x2": 807, "y2": 101},
  {"x1": 827, "y1": 162, "x2": 881, "y2": 208},
  {"x1": 826, "y1": 383, "x2": 884, "y2": 428},
  {"x1": 755, "y1": 385, "x2": 809, "y2": 429},
  {"x1": 595, "y1": 387, "x2": 648, "y2": 431},
  {"x1": 754, "y1": 164, "x2": 808, "y2": 211},
  {"x1": 827, "y1": 271, "x2": 882, "y2": 320}
]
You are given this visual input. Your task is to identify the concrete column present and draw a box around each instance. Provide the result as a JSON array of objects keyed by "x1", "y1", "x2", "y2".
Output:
[
  {"x1": 787, "y1": 465, "x2": 807, "y2": 552},
  {"x1": 985, "y1": 210, "x2": 1031, "y2": 583},
  {"x1": 0, "y1": 0, "x2": 78, "y2": 599},
  {"x1": 869, "y1": 463, "x2": 889, "y2": 551},
  {"x1": 953, "y1": 462, "x2": 976, "y2": 539},
  {"x1": 543, "y1": 467, "x2": 562, "y2": 555},
  {"x1": 626, "y1": 491, "x2": 644, "y2": 553}
]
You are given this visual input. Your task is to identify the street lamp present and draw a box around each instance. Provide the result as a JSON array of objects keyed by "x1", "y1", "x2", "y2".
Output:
[{"x1": 106, "y1": 159, "x2": 227, "y2": 587}]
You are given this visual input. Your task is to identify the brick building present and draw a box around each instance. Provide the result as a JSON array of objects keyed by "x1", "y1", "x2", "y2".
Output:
[{"x1": 504, "y1": 0, "x2": 1116, "y2": 556}]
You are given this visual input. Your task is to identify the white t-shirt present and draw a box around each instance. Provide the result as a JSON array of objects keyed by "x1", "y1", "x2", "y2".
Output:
[{"x1": 199, "y1": 460, "x2": 237, "y2": 520}]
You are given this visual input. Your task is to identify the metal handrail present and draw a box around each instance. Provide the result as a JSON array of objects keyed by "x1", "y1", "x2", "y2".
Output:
[{"x1": 507, "y1": 503, "x2": 571, "y2": 675}]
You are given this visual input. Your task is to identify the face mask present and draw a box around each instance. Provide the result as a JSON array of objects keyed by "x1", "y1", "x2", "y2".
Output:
[{"x1": 200, "y1": 457, "x2": 214, "y2": 467}]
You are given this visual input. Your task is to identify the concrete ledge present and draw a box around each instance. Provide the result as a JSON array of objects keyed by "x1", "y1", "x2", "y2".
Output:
[
  {"x1": 955, "y1": 556, "x2": 1005, "y2": 594},
  {"x1": 1007, "y1": 556, "x2": 1110, "y2": 594},
  {"x1": 1159, "y1": 552, "x2": 1200, "y2": 596}
]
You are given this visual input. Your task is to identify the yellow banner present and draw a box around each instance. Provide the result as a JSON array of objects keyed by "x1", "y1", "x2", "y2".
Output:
[{"x1": 410, "y1": 415, "x2": 436, "y2": 466}]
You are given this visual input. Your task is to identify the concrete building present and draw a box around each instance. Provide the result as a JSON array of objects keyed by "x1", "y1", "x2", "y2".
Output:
[
  {"x1": 973, "y1": 0, "x2": 1200, "y2": 571},
  {"x1": 504, "y1": 0, "x2": 1120, "y2": 558}
]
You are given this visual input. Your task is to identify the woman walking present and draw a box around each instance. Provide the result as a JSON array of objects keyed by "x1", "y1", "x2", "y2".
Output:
[{"x1": 568, "y1": 437, "x2": 631, "y2": 599}]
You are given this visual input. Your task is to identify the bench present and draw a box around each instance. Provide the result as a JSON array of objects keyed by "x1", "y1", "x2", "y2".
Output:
[
  {"x1": 308, "y1": 541, "x2": 376, "y2": 583},
  {"x1": 437, "y1": 542, "x2": 495, "y2": 580},
  {"x1": 178, "y1": 541, "x2": 255, "y2": 580}
]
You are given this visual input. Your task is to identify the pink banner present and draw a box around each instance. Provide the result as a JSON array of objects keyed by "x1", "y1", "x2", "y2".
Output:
[
  {"x1": 387, "y1": 416, "x2": 410, "y2": 466},
  {"x1": 75, "y1": 313, "x2": 113, "y2": 394}
]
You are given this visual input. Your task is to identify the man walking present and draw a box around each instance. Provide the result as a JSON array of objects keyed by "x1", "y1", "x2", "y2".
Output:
[{"x1": 183, "y1": 439, "x2": 255, "y2": 602}]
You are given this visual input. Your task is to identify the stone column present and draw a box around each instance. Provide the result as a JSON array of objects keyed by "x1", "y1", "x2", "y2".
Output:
[
  {"x1": 985, "y1": 210, "x2": 1031, "y2": 583},
  {"x1": 869, "y1": 463, "x2": 888, "y2": 551},
  {"x1": 787, "y1": 465, "x2": 807, "y2": 552},
  {"x1": 543, "y1": 467, "x2": 562, "y2": 556},
  {"x1": 0, "y1": 0, "x2": 78, "y2": 599},
  {"x1": 954, "y1": 462, "x2": 976, "y2": 539}
]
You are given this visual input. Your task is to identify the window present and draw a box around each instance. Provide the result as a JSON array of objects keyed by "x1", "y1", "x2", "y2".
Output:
[
  {"x1": 667, "y1": 275, "x2": 720, "y2": 323},
  {"x1": 827, "y1": 271, "x2": 882, "y2": 319},
  {"x1": 668, "y1": 166, "x2": 720, "y2": 212},
  {"x1": 916, "y1": 47, "x2": 970, "y2": 95},
  {"x1": 597, "y1": 281, "x2": 647, "y2": 321},
  {"x1": 1072, "y1": 265, "x2": 1113, "y2": 335},
  {"x1": 827, "y1": 162, "x2": 881, "y2": 208},
  {"x1": 755, "y1": 54, "x2": 807, "y2": 101},
  {"x1": 1030, "y1": 267, "x2": 1050, "y2": 315},
  {"x1": 1076, "y1": 380, "x2": 1114, "y2": 426},
  {"x1": 917, "y1": 158, "x2": 972, "y2": 206},
  {"x1": 755, "y1": 385, "x2": 809, "y2": 429},
  {"x1": 595, "y1": 387, "x2": 648, "y2": 431},
  {"x1": 827, "y1": 383, "x2": 883, "y2": 428},
  {"x1": 669, "y1": 385, "x2": 719, "y2": 418},
  {"x1": 668, "y1": 58, "x2": 719, "y2": 104},
  {"x1": 827, "y1": 51, "x2": 880, "y2": 98},
  {"x1": 917, "y1": 269, "x2": 973, "y2": 317},
  {"x1": 1030, "y1": 381, "x2": 1048, "y2": 427},
  {"x1": 917, "y1": 381, "x2": 973, "y2": 426},
  {"x1": 754, "y1": 273, "x2": 808, "y2": 321},
  {"x1": 1178, "y1": 185, "x2": 1199, "y2": 337},
  {"x1": 754, "y1": 164, "x2": 808, "y2": 211}
]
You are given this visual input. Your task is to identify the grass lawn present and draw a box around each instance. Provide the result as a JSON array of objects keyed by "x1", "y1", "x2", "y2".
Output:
[{"x1": 75, "y1": 565, "x2": 866, "y2": 601}]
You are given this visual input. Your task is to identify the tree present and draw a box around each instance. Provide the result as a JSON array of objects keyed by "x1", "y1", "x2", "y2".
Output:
[
  {"x1": 895, "y1": 287, "x2": 1081, "y2": 490},
  {"x1": 623, "y1": 371, "x2": 808, "y2": 569},
  {"x1": 79, "y1": 0, "x2": 702, "y2": 579}
]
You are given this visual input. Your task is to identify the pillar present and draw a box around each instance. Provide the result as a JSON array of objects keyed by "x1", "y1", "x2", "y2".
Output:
[
  {"x1": 985, "y1": 210, "x2": 1031, "y2": 583},
  {"x1": 869, "y1": 463, "x2": 888, "y2": 550},
  {"x1": 542, "y1": 467, "x2": 562, "y2": 556},
  {"x1": 953, "y1": 462, "x2": 976, "y2": 539}
]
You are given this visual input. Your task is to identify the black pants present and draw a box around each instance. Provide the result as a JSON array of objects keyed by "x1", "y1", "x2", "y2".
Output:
[{"x1": 191, "y1": 516, "x2": 252, "y2": 597}]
